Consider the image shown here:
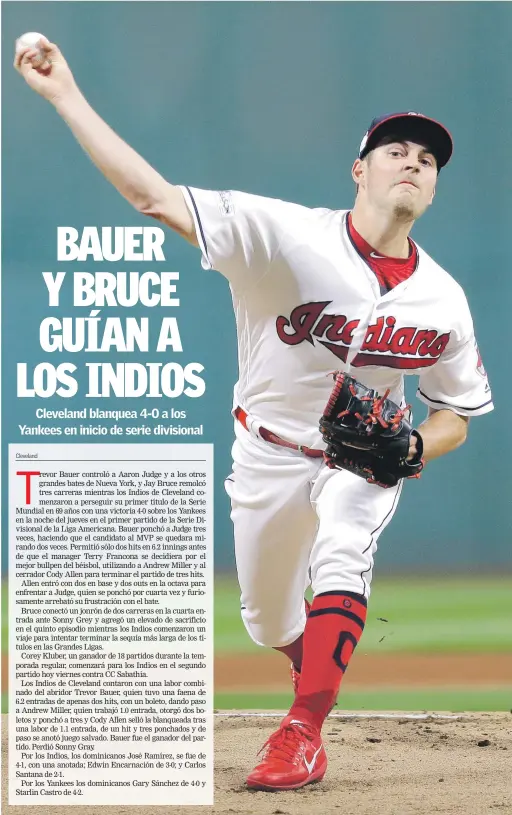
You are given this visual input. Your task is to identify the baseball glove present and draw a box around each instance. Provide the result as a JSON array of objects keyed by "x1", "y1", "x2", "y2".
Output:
[{"x1": 319, "y1": 372, "x2": 424, "y2": 488}]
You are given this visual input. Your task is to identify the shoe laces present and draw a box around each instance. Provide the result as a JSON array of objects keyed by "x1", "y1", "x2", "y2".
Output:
[{"x1": 258, "y1": 722, "x2": 314, "y2": 766}]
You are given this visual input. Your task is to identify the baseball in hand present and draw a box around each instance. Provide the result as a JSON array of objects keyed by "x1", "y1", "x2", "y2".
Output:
[{"x1": 15, "y1": 31, "x2": 47, "y2": 67}]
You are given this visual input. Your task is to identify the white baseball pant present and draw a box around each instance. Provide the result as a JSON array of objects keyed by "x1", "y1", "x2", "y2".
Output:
[{"x1": 224, "y1": 419, "x2": 403, "y2": 648}]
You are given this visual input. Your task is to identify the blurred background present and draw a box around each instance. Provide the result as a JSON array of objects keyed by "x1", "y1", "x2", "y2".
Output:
[{"x1": 2, "y1": 2, "x2": 511, "y2": 712}]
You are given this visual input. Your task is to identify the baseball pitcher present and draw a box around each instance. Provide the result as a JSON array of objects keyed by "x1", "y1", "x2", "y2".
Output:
[{"x1": 15, "y1": 39, "x2": 493, "y2": 791}]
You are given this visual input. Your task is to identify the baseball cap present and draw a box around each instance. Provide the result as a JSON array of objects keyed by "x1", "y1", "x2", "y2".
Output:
[{"x1": 358, "y1": 112, "x2": 453, "y2": 169}]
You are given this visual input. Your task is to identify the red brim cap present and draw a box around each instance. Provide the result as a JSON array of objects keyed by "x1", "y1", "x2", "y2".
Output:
[{"x1": 359, "y1": 112, "x2": 453, "y2": 169}]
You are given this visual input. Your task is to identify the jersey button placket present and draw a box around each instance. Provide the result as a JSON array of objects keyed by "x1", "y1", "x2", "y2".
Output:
[{"x1": 345, "y1": 303, "x2": 378, "y2": 370}]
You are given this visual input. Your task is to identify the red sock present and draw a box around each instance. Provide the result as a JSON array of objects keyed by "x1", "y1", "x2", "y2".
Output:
[
  {"x1": 272, "y1": 598, "x2": 311, "y2": 671},
  {"x1": 288, "y1": 591, "x2": 367, "y2": 732}
]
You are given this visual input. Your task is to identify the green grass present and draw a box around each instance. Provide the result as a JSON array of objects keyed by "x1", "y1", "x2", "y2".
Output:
[
  {"x1": 215, "y1": 687, "x2": 512, "y2": 713},
  {"x1": 214, "y1": 575, "x2": 512, "y2": 654}
]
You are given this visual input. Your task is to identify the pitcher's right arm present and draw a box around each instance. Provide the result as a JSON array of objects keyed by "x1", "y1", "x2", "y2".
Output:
[{"x1": 14, "y1": 37, "x2": 197, "y2": 244}]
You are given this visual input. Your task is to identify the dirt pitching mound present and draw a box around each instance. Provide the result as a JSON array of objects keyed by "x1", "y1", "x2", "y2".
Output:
[{"x1": 3, "y1": 712, "x2": 511, "y2": 815}]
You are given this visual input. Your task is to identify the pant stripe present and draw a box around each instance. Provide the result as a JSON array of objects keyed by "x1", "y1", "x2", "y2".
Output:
[{"x1": 360, "y1": 480, "x2": 403, "y2": 595}]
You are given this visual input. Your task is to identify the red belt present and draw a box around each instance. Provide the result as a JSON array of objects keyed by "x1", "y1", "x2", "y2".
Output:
[{"x1": 234, "y1": 407, "x2": 324, "y2": 459}]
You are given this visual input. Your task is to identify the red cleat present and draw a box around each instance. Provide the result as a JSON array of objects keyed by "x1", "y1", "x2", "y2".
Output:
[{"x1": 246, "y1": 715, "x2": 327, "y2": 791}]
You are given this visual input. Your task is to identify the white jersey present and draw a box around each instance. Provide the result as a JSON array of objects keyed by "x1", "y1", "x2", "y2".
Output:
[{"x1": 181, "y1": 186, "x2": 493, "y2": 449}]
